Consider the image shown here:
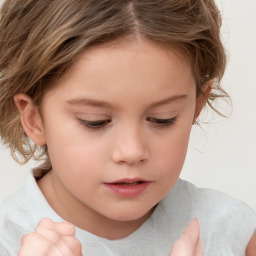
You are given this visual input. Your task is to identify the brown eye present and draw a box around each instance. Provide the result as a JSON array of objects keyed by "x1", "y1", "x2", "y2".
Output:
[
  {"x1": 78, "y1": 118, "x2": 111, "y2": 130},
  {"x1": 146, "y1": 117, "x2": 177, "y2": 127}
]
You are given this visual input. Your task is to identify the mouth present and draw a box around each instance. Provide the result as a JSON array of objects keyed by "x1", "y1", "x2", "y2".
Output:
[
  {"x1": 103, "y1": 178, "x2": 151, "y2": 197},
  {"x1": 110, "y1": 181, "x2": 145, "y2": 186}
]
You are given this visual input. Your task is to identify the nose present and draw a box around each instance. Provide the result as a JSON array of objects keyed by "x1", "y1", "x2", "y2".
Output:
[{"x1": 111, "y1": 125, "x2": 149, "y2": 165}]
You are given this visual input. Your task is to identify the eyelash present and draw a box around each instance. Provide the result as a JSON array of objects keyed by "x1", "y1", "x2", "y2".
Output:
[
  {"x1": 146, "y1": 117, "x2": 177, "y2": 127},
  {"x1": 78, "y1": 117, "x2": 177, "y2": 130},
  {"x1": 78, "y1": 119, "x2": 112, "y2": 130}
]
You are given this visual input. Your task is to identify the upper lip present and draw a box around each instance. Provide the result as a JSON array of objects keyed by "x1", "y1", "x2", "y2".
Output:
[{"x1": 104, "y1": 178, "x2": 150, "y2": 184}]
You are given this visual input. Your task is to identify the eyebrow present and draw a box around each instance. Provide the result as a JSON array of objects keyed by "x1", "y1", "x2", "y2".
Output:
[
  {"x1": 66, "y1": 98, "x2": 112, "y2": 108},
  {"x1": 66, "y1": 94, "x2": 188, "y2": 108},
  {"x1": 149, "y1": 94, "x2": 188, "y2": 108}
]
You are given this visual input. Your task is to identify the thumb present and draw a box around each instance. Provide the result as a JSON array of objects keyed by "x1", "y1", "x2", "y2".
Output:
[
  {"x1": 246, "y1": 231, "x2": 256, "y2": 256},
  {"x1": 169, "y1": 218, "x2": 203, "y2": 256}
]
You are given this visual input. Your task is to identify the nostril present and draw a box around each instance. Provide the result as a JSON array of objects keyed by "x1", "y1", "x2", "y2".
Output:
[{"x1": 112, "y1": 149, "x2": 149, "y2": 165}]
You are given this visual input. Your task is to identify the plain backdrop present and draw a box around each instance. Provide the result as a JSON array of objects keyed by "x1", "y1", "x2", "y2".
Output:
[{"x1": 0, "y1": 0, "x2": 256, "y2": 210}]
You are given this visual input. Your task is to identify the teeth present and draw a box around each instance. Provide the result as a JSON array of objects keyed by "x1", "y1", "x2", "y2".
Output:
[{"x1": 116, "y1": 181, "x2": 142, "y2": 185}]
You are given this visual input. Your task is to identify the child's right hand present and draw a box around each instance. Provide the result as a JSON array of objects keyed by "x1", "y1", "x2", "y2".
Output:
[
  {"x1": 18, "y1": 218, "x2": 82, "y2": 256},
  {"x1": 169, "y1": 218, "x2": 203, "y2": 256}
]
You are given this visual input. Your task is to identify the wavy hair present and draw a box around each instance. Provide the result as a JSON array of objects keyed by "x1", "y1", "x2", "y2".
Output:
[{"x1": 0, "y1": 0, "x2": 228, "y2": 171}]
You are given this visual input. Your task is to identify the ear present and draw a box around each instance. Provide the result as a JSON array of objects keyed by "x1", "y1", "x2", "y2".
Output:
[
  {"x1": 14, "y1": 94, "x2": 46, "y2": 146},
  {"x1": 193, "y1": 80, "x2": 213, "y2": 122}
]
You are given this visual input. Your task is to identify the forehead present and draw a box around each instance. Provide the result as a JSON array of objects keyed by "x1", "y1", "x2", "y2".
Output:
[
  {"x1": 48, "y1": 38, "x2": 196, "y2": 106},
  {"x1": 76, "y1": 37, "x2": 190, "y2": 70},
  {"x1": 63, "y1": 38, "x2": 193, "y2": 79}
]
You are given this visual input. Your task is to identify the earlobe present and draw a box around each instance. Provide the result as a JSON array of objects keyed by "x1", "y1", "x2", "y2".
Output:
[
  {"x1": 193, "y1": 80, "x2": 214, "y2": 123},
  {"x1": 14, "y1": 94, "x2": 46, "y2": 146}
]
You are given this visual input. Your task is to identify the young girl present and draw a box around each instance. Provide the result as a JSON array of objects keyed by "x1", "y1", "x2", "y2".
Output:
[{"x1": 0, "y1": 0, "x2": 255, "y2": 255}]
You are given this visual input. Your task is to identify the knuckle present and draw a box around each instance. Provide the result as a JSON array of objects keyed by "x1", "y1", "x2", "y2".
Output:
[
  {"x1": 21, "y1": 233, "x2": 35, "y2": 244},
  {"x1": 38, "y1": 217, "x2": 53, "y2": 227},
  {"x1": 73, "y1": 238, "x2": 82, "y2": 251},
  {"x1": 61, "y1": 221, "x2": 75, "y2": 229},
  {"x1": 18, "y1": 246, "x2": 26, "y2": 256},
  {"x1": 19, "y1": 233, "x2": 48, "y2": 256},
  {"x1": 66, "y1": 236, "x2": 82, "y2": 251},
  {"x1": 65, "y1": 222, "x2": 76, "y2": 233},
  {"x1": 18, "y1": 249, "x2": 25, "y2": 256},
  {"x1": 59, "y1": 221, "x2": 76, "y2": 234}
]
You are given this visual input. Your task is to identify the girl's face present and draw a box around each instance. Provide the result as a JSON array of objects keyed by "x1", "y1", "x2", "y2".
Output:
[{"x1": 35, "y1": 38, "x2": 205, "y2": 237}]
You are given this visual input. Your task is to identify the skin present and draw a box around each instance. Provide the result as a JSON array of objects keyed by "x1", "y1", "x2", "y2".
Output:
[
  {"x1": 18, "y1": 218, "x2": 203, "y2": 256},
  {"x1": 17, "y1": 218, "x2": 255, "y2": 255},
  {"x1": 170, "y1": 218, "x2": 203, "y2": 256},
  {"x1": 246, "y1": 232, "x2": 256, "y2": 256},
  {"x1": 18, "y1": 219, "x2": 82, "y2": 256},
  {"x1": 15, "y1": 38, "x2": 255, "y2": 254},
  {"x1": 16, "y1": 38, "x2": 207, "y2": 239}
]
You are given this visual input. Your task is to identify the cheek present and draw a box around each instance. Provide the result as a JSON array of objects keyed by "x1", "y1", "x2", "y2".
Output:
[
  {"x1": 154, "y1": 123, "x2": 192, "y2": 179},
  {"x1": 44, "y1": 119, "x2": 107, "y2": 179},
  {"x1": 47, "y1": 137, "x2": 104, "y2": 197},
  {"x1": 48, "y1": 138, "x2": 103, "y2": 173}
]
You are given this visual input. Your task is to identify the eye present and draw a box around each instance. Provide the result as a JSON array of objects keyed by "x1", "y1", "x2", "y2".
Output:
[
  {"x1": 78, "y1": 118, "x2": 111, "y2": 130},
  {"x1": 146, "y1": 116, "x2": 177, "y2": 127}
]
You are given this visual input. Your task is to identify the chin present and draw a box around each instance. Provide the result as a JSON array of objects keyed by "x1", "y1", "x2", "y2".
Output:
[{"x1": 106, "y1": 205, "x2": 155, "y2": 222}]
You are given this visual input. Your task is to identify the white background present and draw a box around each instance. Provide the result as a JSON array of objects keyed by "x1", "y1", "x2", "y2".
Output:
[{"x1": 0, "y1": 0, "x2": 256, "y2": 210}]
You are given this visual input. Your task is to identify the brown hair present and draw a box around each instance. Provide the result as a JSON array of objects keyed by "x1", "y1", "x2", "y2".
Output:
[{"x1": 0, "y1": 0, "x2": 228, "y2": 171}]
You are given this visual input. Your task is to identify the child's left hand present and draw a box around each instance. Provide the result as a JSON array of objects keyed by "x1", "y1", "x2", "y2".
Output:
[
  {"x1": 169, "y1": 218, "x2": 203, "y2": 256},
  {"x1": 246, "y1": 232, "x2": 256, "y2": 256}
]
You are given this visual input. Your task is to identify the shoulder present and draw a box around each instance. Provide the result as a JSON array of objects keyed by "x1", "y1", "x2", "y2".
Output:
[
  {"x1": 0, "y1": 178, "x2": 28, "y2": 255},
  {"x1": 0, "y1": 173, "x2": 34, "y2": 232},
  {"x1": 170, "y1": 178, "x2": 256, "y2": 218},
  {"x1": 0, "y1": 171, "x2": 62, "y2": 255},
  {"x1": 163, "y1": 179, "x2": 256, "y2": 255}
]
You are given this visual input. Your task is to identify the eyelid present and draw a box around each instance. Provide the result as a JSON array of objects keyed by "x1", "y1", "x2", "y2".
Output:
[
  {"x1": 76, "y1": 112, "x2": 110, "y2": 119},
  {"x1": 146, "y1": 116, "x2": 177, "y2": 127},
  {"x1": 78, "y1": 118, "x2": 112, "y2": 130},
  {"x1": 147, "y1": 110, "x2": 177, "y2": 116}
]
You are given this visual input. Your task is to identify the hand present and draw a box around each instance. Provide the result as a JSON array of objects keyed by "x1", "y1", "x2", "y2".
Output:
[
  {"x1": 246, "y1": 231, "x2": 256, "y2": 256},
  {"x1": 18, "y1": 218, "x2": 82, "y2": 256},
  {"x1": 169, "y1": 218, "x2": 203, "y2": 256}
]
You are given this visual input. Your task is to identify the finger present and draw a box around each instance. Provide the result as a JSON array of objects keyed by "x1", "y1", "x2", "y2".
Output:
[
  {"x1": 37, "y1": 218, "x2": 76, "y2": 236},
  {"x1": 182, "y1": 218, "x2": 200, "y2": 246},
  {"x1": 57, "y1": 236, "x2": 82, "y2": 256},
  {"x1": 193, "y1": 238, "x2": 203, "y2": 256},
  {"x1": 170, "y1": 218, "x2": 202, "y2": 256},
  {"x1": 18, "y1": 233, "x2": 61, "y2": 256},
  {"x1": 36, "y1": 226, "x2": 61, "y2": 245},
  {"x1": 246, "y1": 232, "x2": 256, "y2": 256},
  {"x1": 53, "y1": 221, "x2": 76, "y2": 236},
  {"x1": 33, "y1": 228, "x2": 81, "y2": 256},
  {"x1": 36, "y1": 219, "x2": 81, "y2": 255}
]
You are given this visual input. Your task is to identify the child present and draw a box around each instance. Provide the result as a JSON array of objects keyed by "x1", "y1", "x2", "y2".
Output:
[{"x1": 0, "y1": 0, "x2": 255, "y2": 255}]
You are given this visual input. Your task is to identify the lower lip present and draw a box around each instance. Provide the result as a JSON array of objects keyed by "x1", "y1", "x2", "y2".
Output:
[{"x1": 103, "y1": 182, "x2": 151, "y2": 197}]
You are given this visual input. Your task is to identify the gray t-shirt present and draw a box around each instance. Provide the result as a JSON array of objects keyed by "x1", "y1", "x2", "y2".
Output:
[{"x1": 0, "y1": 171, "x2": 255, "y2": 256}]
